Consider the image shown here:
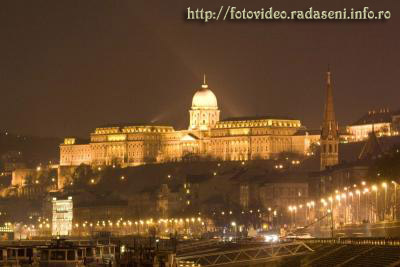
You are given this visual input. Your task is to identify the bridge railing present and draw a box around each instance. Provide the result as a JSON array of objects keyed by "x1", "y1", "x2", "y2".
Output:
[
  {"x1": 297, "y1": 237, "x2": 400, "y2": 246},
  {"x1": 176, "y1": 241, "x2": 314, "y2": 267},
  {"x1": 177, "y1": 239, "x2": 220, "y2": 252}
]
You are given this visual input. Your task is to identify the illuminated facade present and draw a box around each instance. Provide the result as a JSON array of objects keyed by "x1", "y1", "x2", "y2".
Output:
[
  {"x1": 346, "y1": 108, "x2": 400, "y2": 141},
  {"x1": 60, "y1": 79, "x2": 319, "y2": 168},
  {"x1": 189, "y1": 76, "x2": 220, "y2": 131},
  {"x1": 52, "y1": 196, "x2": 73, "y2": 236}
]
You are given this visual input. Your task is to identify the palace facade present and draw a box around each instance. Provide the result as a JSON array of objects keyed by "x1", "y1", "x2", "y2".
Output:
[
  {"x1": 59, "y1": 79, "x2": 320, "y2": 167},
  {"x1": 346, "y1": 108, "x2": 400, "y2": 142}
]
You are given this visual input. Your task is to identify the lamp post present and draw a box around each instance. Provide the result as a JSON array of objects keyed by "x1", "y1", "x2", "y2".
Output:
[
  {"x1": 231, "y1": 221, "x2": 237, "y2": 241},
  {"x1": 392, "y1": 181, "x2": 398, "y2": 221},
  {"x1": 268, "y1": 207, "x2": 272, "y2": 225},
  {"x1": 308, "y1": 201, "x2": 315, "y2": 224},
  {"x1": 288, "y1": 206, "x2": 297, "y2": 229},
  {"x1": 348, "y1": 192, "x2": 353, "y2": 224},
  {"x1": 341, "y1": 193, "x2": 347, "y2": 224},
  {"x1": 328, "y1": 209, "x2": 334, "y2": 238},
  {"x1": 372, "y1": 185, "x2": 378, "y2": 222},
  {"x1": 382, "y1": 182, "x2": 388, "y2": 220},
  {"x1": 140, "y1": 220, "x2": 144, "y2": 235},
  {"x1": 336, "y1": 194, "x2": 341, "y2": 225},
  {"x1": 288, "y1": 206, "x2": 293, "y2": 228},
  {"x1": 363, "y1": 188, "x2": 370, "y2": 222},
  {"x1": 356, "y1": 190, "x2": 361, "y2": 224}
]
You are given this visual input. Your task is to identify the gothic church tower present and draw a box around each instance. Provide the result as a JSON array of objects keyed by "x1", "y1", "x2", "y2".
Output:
[{"x1": 320, "y1": 69, "x2": 339, "y2": 170}]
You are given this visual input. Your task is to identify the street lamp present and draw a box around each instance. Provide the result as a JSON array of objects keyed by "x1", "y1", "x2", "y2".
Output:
[
  {"x1": 372, "y1": 185, "x2": 378, "y2": 222},
  {"x1": 348, "y1": 192, "x2": 353, "y2": 223},
  {"x1": 392, "y1": 181, "x2": 398, "y2": 221},
  {"x1": 341, "y1": 193, "x2": 347, "y2": 224},
  {"x1": 293, "y1": 206, "x2": 297, "y2": 227},
  {"x1": 328, "y1": 196, "x2": 333, "y2": 213},
  {"x1": 382, "y1": 182, "x2": 388, "y2": 220},
  {"x1": 231, "y1": 221, "x2": 237, "y2": 240},
  {"x1": 288, "y1": 206, "x2": 297, "y2": 228},
  {"x1": 327, "y1": 209, "x2": 334, "y2": 238},
  {"x1": 356, "y1": 190, "x2": 361, "y2": 224},
  {"x1": 363, "y1": 188, "x2": 370, "y2": 222},
  {"x1": 336, "y1": 194, "x2": 341, "y2": 224}
]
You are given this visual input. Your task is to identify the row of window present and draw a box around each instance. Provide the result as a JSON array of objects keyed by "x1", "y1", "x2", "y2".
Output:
[
  {"x1": 322, "y1": 143, "x2": 338, "y2": 153},
  {"x1": 216, "y1": 121, "x2": 300, "y2": 128}
]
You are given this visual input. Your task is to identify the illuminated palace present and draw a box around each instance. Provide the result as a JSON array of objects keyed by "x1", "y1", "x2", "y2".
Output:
[{"x1": 60, "y1": 77, "x2": 320, "y2": 167}]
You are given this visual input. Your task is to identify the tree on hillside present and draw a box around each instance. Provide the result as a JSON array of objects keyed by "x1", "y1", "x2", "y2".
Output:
[
  {"x1": 72, "y1": 164, "x2": 94, "y2": 187},
  {"x1": 370, "y1": 145, "x2": 400, "y2": 180}
]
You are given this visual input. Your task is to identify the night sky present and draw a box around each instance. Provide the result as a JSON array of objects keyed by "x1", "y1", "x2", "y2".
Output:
[{"x1": 0, "y1": 0, "x2": 399, "y2": 138}]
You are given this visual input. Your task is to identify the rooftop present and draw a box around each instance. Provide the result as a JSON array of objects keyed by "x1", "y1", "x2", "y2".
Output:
[
  {"x1": 220, "y1": 115, "x2": 297, "y2": 122},
  {"x1": 351, "y1": 108, "x2": 393, "y2": 126},
  {"x1": 294, "y1": 129, "x2": 321, "y2": 136},
  {"x1": 96, "y1": 122, "x2": 173, "y2": 129}
]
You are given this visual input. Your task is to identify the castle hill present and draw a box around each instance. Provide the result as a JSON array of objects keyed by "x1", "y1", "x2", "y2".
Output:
[{"x1": 1, "y1": 0, "x2": 399, "y2": 265}]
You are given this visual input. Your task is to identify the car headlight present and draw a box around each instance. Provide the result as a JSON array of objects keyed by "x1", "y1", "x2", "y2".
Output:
[{"x1": 264, "y1": 235, "x2": 278, "y2": 242}]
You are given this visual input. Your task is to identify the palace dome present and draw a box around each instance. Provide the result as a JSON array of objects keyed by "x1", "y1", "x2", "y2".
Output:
[{"x1": 191, "y1": 84, "x2": 218, "y2": 110}]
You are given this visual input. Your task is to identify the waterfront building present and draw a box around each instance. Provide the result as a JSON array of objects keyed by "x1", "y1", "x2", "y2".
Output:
[{"x1": 51, "y1": 196, "x2": 73, "y2": 236}]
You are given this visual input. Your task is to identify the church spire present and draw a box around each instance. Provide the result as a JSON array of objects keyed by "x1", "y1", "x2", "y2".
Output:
[
  {"x1": 321, "y1": 68, "x2": 337, "y2": 139},
  {"x1": 320, "y1": 67, "x2": 339, "y2": 170}
]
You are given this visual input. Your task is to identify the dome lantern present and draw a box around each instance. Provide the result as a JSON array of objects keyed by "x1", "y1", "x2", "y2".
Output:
[{"x1": 188, "y1": 75, "x2": 220, "y2": 130}]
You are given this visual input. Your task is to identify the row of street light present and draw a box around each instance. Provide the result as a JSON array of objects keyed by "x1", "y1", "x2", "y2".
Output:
[{"x1": 288, "y1": 180, "x2": 399, "y2": 227}]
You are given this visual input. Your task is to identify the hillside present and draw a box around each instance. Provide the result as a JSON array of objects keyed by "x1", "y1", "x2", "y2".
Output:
[{"x1": 0, "y1": 130, "x2": 62, "y2": 169}]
